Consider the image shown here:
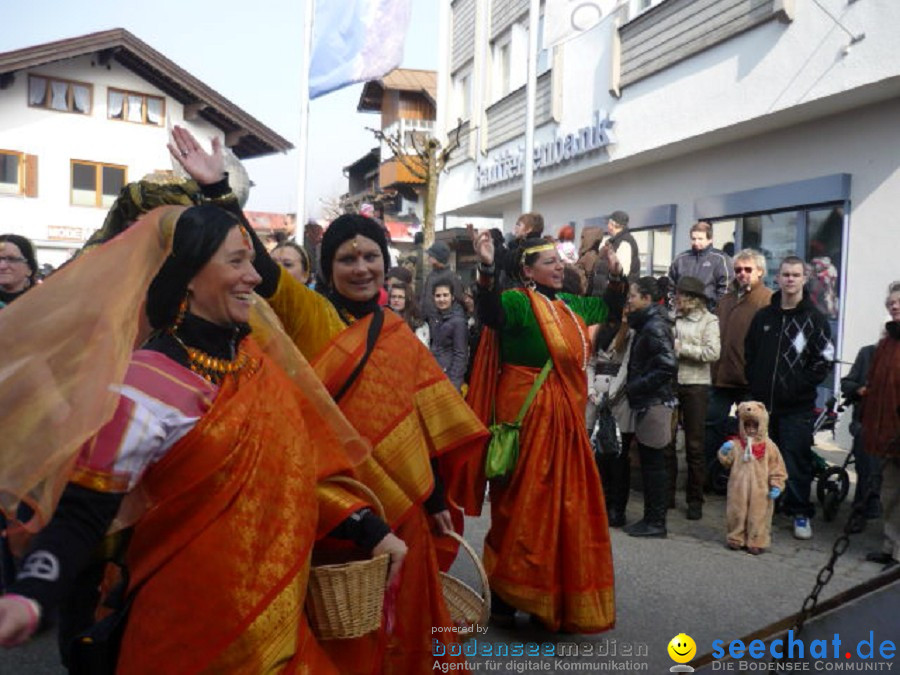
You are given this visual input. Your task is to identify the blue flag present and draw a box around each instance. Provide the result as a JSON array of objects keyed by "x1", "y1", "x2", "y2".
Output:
[{"x1": 310, "y1": 0, "x2": 413, "y2": 99}]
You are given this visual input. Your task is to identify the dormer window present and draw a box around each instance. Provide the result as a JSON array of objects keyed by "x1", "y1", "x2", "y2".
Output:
[
  {"x1": 108, "y1": 88, "x2": 165, "y2": 126},
  {"x1": 28, "y1": 75, "x2": 92, "y2": 114}
]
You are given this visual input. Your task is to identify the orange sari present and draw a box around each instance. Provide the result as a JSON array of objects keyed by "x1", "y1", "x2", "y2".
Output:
[
  {"x1": 313, "y1": 310, "x2": 489, "y2": 675},
  {"x1": 117, "y1": 339, "x2": 364, "y2": 674},
  {"x1": 463, "y1": 290, "x2": 616, "y2": 633}
]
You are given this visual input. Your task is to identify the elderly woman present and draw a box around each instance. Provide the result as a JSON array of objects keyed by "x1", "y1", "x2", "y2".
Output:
[
  {"x1": 863, "y1": 281, "x2": 900, "y2": 570},
  {"x1": 671, "y1": 275, "x2": 721, "y2": 520},
  {"x1": 0, "y1": 205, "x2": 405, "y2": 672},
  {"x1": 0, "y1": 234, "x2": 38, "y2": 305},
  {"x1": 459, "y1": 231, "x2": 625, "y2": 633}
]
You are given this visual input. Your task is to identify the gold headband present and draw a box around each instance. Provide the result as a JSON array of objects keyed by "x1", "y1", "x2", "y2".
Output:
[{"x1": 520, "y1": 243, "x2": 556, "y2": 266}]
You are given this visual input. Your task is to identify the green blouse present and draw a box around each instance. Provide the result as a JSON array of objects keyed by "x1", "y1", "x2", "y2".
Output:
[{"x1": 498, "y1": 290, "x2": 610, "y2": 367}]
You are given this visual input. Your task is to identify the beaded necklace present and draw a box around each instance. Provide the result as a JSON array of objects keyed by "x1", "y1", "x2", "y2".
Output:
[
  {"x1": 535, "y1": 291, "x2": 589, "y2": 371},
  {"x1": 170, "y1": 331, "x2": 252, "y2": 385}
]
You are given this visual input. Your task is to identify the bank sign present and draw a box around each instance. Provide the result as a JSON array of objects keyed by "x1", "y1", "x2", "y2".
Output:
[{"x1": 475, "y1": 110, "x2": 614, "y2": 190}]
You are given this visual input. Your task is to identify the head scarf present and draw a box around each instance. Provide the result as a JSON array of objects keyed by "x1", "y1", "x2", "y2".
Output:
[
  {"x1": 319, "y1": 214, "x2": 390, "y2": 286},
  {"x1": 78, "y1": 176, "x2": 203, "y2": 256},
  {"x1": 146, "y1": 205, "x2": 242, "y2": 330},
  {"x1": 0, "y1": 233, "x2": 39, "y2": 285}
]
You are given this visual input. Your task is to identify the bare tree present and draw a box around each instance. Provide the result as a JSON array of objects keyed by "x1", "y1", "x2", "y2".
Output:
[
  {"x1": 318, "y1": 193, "x2": 346, "y2": 223},
  {"x1": 368, "y1": 121, "x2": 463, "y2": 255}
]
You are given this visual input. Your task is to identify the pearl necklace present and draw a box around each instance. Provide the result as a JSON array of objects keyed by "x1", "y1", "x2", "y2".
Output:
[{"x1": 535, "y1": 291, "x2": 589, "y2": 371}]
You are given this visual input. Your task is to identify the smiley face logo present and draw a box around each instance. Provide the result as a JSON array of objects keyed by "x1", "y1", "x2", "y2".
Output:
[{"x1": 668, "y1": 633, "x2": 697, "y2": 664}]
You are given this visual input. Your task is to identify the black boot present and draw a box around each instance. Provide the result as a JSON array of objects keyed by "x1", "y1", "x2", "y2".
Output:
[
  {"x1": 599, "y1": 434, "x2": 632, "y2": 528},
  {"x1": 624, "y1": 444, "x2": 668, "y2": 538}
]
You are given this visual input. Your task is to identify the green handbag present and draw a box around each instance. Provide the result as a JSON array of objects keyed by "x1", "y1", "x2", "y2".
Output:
[{"x1": 484, "y1": 359, "x2": 553, "y2": 479}]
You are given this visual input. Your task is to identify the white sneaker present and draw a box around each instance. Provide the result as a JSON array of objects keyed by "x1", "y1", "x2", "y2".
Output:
[{"x1": 793, "y1": 516, "x2": 812, "y2": 540}]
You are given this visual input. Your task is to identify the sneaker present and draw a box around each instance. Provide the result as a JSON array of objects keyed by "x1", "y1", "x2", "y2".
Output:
[{"x1": 793, "y1": 516, "x2": 812, "y2": 540}]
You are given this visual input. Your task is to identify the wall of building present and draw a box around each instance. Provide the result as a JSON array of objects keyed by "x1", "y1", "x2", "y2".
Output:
[{"x1": 0, "y1": 54, "x2": 221, "y2": 266}]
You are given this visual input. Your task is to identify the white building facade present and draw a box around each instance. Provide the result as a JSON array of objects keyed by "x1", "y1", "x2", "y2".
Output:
[
  {"x1": 0, "y1": 29, "x2": 290, "y2": 268},
  {"x1": 436, "y1": 0, "x2": 900, "y2": 381}
]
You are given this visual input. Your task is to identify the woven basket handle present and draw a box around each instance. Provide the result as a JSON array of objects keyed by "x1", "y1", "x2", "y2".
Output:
[
  {"x1": 323, "y1": 475, "x2": 386, "y2": 520},
  {"x1": 443, "y1": 530, "x2": 491, "y2": 627}
]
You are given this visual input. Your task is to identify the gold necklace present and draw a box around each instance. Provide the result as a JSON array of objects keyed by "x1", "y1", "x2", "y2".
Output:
[{"x1": 169, "y1": 332, "x2": 252, "y2": 385}]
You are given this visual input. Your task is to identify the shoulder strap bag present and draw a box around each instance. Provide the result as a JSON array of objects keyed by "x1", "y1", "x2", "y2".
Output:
[{"x1": 484, "y1": 359, "x2": 553, "y2": 480}]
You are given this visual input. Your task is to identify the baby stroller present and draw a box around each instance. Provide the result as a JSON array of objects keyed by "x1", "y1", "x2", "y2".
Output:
[{"x1": 813, "y1": 395, "x2": 854, "y2": 521}]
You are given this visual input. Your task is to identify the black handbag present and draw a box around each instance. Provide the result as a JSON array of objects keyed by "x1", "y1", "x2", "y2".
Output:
[
  {"x1": 68, "y1": 592, "x2": 133, "y2": 675},
  {"x1": 591, "y1": 396, "x2": 622, "y2": 459},
  {"x1": 68, "y1": 532, "x2": 136, "y2": 675}
]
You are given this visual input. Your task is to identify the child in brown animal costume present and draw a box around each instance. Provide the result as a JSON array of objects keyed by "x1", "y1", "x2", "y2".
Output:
[{"x1": 718, "y1": 401, "x2": 788, "y2": 554}]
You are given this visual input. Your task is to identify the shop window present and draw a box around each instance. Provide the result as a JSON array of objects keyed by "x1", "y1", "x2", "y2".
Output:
[
  {"x1": 724, "y1": 204, "x2": 844, "y2": 320},
  {"x1": 806, "y1": 206, "x2": 843, "y2": 321},
  {"x1": 28, "y1": 75, "x2": 91, "y2": 114},
  {"x1": 631, "y1": 226, "x2": 672, "y2": 276},
  {"x1": 108, "y1": 89, "x2": 165, "y2": 126},
  {"x1": 0, "y1": 151, "x2": 22, "y2": 195},
  {"x1": 71, "y1": 160, "x2": 127, "y2": 208}
]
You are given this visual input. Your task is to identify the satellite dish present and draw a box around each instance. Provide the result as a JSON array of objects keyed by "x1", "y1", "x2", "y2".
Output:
[{"x1": 171, "y1": 142, "x2": 252, "y2": 208}]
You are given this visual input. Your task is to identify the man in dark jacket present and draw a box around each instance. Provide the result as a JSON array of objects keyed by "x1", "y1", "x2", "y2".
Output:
[
  {"x1": 668, "y1": 220, "x2": 733, "y2": 309},
  {"x1": 592, "y1": 210, "x2": 640, "y2": 296},
  {"x1": 623, "y1": 276, "x2": 678, "y2": 538},
  {"x1": 745, "y1": 256, "x2": 834, "y2": 540}
]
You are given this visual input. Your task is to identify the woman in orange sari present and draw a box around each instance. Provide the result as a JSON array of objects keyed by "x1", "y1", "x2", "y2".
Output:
[
  {"x1": 166, "y1": 128, "x2": 488, "y2": 673},
  {"x1": 0, "y1": 204, "x2": 405, "y2": 673},
  {"x1": 454, "y1": 231, "x2": 624, "y2": 633},
  {"x1": 276, "y1": 215, "x2": 488, "y2": 675}
]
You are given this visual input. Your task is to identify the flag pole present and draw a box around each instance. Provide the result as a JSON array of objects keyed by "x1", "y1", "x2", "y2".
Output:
[
  {"x1": 522, "y1": 0, "x2": 540, "y2": 214},
  {"x1": 296, "y1": 0, "x2": 315, "y2": 228}
]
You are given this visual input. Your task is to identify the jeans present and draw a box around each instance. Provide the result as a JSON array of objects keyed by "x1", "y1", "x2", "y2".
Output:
[{"x1": 770, "y1": 408, "x2": 816, "y2": 518}]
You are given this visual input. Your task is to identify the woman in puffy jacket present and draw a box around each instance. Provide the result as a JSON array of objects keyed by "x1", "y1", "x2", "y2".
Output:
[{"x1": 427, "y1": 277, "x2": 468, "y2": 390}]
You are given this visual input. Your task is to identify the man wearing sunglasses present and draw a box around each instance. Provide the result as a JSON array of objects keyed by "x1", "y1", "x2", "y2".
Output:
[{"x1": 704, "y1": 249, "x2": 773, "y2": 492}]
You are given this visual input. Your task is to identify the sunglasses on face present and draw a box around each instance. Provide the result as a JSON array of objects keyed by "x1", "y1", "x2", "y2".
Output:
[{"x1": 734, "y1": 266, "x2": 755, "y2": 273}]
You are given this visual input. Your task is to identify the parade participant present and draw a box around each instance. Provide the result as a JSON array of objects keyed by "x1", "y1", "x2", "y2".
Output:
[
  {"x1": 169, "y1": 125, "x2": 488, "y2": 672},
  {"x1": 305, "y1": 214, "x2": 488, "y2": 674},
  {"x1": 0, "y1": 204, "x2": 406, "y2": 672},
  {"x1": 167, "y1": 125, "x2": 345, "y2": 362},
  {"x1": 0, "y1": 234, "x2": 38, "y2": 305},
  {"x1": 272, "y1": 240, "x2": 312, "y2": 285},
  {"x1": 459, "y1": 230, "x2": 623, "y2": 633}
]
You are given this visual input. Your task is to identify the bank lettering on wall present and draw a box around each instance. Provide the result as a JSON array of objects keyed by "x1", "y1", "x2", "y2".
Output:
[{"x1": 475, "y1": 110, "x2": 615, "y2": 190}]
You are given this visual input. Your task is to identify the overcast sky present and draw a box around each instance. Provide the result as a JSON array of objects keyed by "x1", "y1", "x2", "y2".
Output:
[{"x1": 0, "y1": 0, "x2": 439, "y2": 218}]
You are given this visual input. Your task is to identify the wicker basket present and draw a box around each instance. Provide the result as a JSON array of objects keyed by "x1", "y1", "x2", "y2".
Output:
[
  {"x1": 440, "y1": 531, "x2": 490, "y2": 639},
  {"x1": 306, "y1": 476, "x2": 389, "y2": 640}
]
